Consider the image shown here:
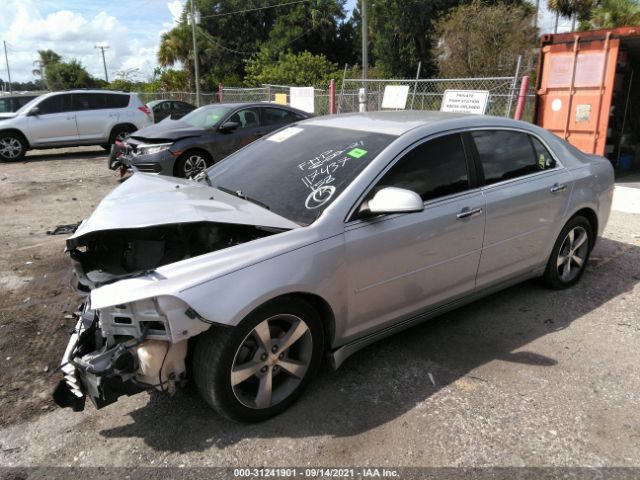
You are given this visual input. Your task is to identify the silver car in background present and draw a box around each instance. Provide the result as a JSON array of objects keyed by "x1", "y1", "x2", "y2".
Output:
[
  {"x1": 0, "y1": 90, "x2": 153, "y2": 161},
  {"x1": 53, "y1": 111, "x2": 614, "y2": 422}
]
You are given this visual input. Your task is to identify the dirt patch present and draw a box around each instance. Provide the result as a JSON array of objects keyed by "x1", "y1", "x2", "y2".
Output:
[{"x1": 0, "y1": 148, "x2": 119, "y2": 427}]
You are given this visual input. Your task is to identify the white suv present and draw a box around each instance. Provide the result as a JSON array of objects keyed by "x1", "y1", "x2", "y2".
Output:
[{"x1": 0, "y1": 90, "x2": 153, "y2": 162}]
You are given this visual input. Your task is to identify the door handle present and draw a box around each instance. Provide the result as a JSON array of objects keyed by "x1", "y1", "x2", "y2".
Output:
[
  {"x1": 550, "y1": 183, "x2": 567, "y2": 193},
  {"x1": 66, "y1": 116, "x2": 75, "y2": 120},
  {"x1": 456, "y1": 207, "x2": 483, "y2": 220}
]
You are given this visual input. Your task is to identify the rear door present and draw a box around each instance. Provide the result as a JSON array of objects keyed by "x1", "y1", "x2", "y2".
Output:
[
  {"x1": 27, "y1": 94, "x2": 78, "y2": 145},
  {"x1": 344, "y1": 133, "x2": 485, "y2": 339},
  {"x1": 470, "y1": 129, "x2": 573, "y2": 288},
  {"x1": 73, "y1": 93, "x2": 109, "y2": 142}
]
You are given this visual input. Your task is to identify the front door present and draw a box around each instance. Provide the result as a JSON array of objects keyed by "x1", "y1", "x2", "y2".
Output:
[
  {"x1": 27, "y1": 94, "x2": 78, "y2": 146},
  {"x1": 344, "y1": 133, "x2": 485, "y2": 341}
]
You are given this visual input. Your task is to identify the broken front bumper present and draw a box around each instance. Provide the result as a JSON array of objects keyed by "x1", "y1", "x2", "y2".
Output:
[
  {"x1": 53, "y1": 302, "x2": 190, "y2": 412},
  {"x1": 52, "y1": 305, "x2": 144, "y2": 411}
]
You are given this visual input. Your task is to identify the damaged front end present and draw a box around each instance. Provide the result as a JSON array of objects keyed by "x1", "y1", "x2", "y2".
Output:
[
  {"x1": 53, "y1": 296, "x2": 210, "y2": 411},
  {"x1": 53, "y1": 174, "x2": 300, "y2": 411}
]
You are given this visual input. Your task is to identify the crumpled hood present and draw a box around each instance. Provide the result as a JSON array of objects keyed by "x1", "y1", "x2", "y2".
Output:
[
  {"x1": 70, "y1": 173, "x2": 299, "y2": 241},
  {"x1": 129, "y1": 120, "x2": 204, "y2": 141}
]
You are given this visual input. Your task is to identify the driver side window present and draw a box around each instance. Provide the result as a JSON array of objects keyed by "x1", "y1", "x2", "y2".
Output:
[{"x1": 371, "y1": 133, "x2": 470, "y2": 202}]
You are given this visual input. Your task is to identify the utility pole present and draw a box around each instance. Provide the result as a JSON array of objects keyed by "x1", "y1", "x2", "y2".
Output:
[
  {"x1": 189, "y1": 0, "x2": 201, "y2": 107},
  {"x1": 3, "y1": 41, "x2": 13, "y2": 94},
  {"x1": 95, "y1": 45, "x2": 110, "y2": 82},
  {"x1": 361, "y1": 0, "x2": 368, "y2": 111}
]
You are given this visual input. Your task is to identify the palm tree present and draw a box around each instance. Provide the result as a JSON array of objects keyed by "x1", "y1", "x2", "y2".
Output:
[
  {"x1": 590, "y1": 0, "x2": 640, "y2": 27},
  {"x1": 32, "y1": 50, "x2": 62, "y2": 89},
  {"x1": 548, "y1": 0, "x2": 597, "y2": 31}
]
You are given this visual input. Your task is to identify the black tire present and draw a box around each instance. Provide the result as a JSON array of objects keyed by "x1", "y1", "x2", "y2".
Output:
[
  {"x1": 192, "y1": 298, "x2": 324, "y2": 422},
  {"x1": 107, "y1": 125, "x2": 135, "y2": 146},
  {"x1": 0, "y1": 132, "x2": 27, "y2": 162},
  {"x1": 542, "y1": 215, "x2": 593, "y2": 290},
  {"x1": 174, "y1": 150, "x2": 212, "y2": 178}
]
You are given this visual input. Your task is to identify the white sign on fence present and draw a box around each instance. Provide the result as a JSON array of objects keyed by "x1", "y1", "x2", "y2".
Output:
[
  {"x1": 290, "y1": 87, "x2": 315, "y2": 113},
  {"x1": 441, "y1": 90, "x2": 490, "y2": 115},
  {"x1": 381, "y1": 85, "x2": 410, "y2": 109}
]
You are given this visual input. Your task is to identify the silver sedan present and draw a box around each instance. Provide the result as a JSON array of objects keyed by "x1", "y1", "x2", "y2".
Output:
[{"x1": 54, "y1": 111, "x2": 614, "y2": 421}]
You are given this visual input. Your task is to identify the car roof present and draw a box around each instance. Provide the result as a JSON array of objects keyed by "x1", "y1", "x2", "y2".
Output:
[
  {"x1": 301, "y1": 111, "x2": 541, "y2": 136},
  {"x1": 208, "y1": 102, "x2": 308, "y2": 113}
]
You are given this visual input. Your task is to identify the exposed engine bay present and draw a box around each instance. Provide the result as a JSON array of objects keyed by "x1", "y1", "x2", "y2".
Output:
[{"x1": 67, "y1": 221, "x2": 277, "y2": 291}]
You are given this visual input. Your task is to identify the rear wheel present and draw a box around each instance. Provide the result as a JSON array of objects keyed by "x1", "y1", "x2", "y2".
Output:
[
  {"x1": 192, "y1": 298, "x2": 323, "y2": 422},
  {"x1": 543, "y1": 215, "x2": 593, "y2": 289},
  {"x1": 0, "y1": 133, "x2": 27, "y2": 162},
  {"x1": 174, "y1": 150, "x2": 212, "y2": 178},
  {"x1": 108, "y1": 125, "x2": 135, "y2": 147}
]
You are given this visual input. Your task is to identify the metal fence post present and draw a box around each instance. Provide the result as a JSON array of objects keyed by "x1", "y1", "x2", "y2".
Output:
[
  {"x1": 267, "y1": 84, "x2": 272, "y2": 102},
  {"x1": 505, "y1": 54, "x2": 522, "y2": 116},
  {"x1": 329, "y1": 79, "x2": 336, "y2": 114},
  {"x1": 337, "y1": 63, "x2": 348, "y2": 113},
  {"x1": 514, "y1": 75, "x2": 530, "y2": 120},
  {"x1": 410, "y1": 62, "x2": 422, "y2": 110}
]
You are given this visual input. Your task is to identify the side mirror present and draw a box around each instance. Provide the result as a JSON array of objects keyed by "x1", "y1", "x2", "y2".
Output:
[
  {"x1": 219, "y1": 121, "x2": 239, "y2": 132},
  {"x1": 364, "y1": 187, "x2": 424, "y2": 216},
  {"x1": 28, "y1": 106, "x2": 40, "y2": 116}
]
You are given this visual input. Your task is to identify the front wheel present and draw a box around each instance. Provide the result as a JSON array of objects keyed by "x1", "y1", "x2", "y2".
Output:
[
  {"x1": 174, "y1": 150, "x2": 212, "y2": 178},
  {"x1": 192, "y1": 298, "x2": 324, "y2": 422},
  {"x1": 0, "y1": 133, "x2": 27, "y2": 162},
  {"x1": 542, "y1": 215, "x2": 593, "y2": 289}
]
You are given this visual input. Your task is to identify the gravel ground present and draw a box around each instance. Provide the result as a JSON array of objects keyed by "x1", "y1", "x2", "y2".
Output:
[{"x1": 0, "y1": 148, "x2": 639, "y2": 471}]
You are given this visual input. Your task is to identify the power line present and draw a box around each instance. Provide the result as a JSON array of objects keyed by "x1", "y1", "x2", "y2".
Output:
[
  {"x1": 199, "y1": 27, "x2": 310, "y2": 56},
  {"x1": 199, "y1": 0, "x2": 310, "y2": 20}
]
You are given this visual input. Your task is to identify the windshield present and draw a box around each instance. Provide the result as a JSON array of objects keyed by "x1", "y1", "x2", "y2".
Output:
[
  {"x1": 181, "y1": 105, "x2": 233, "y2": 128},
  {"x1": 206, "y1": 125, "x2": 396, "y2": 225}
]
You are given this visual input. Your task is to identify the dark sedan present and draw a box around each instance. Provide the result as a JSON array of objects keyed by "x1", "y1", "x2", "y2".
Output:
[
  {"x1": 110, "y1": 102, "x2": 310, "y2": 178},
  {"x1": 148, "y1": 99, "x2": 195, "y2": 123}
]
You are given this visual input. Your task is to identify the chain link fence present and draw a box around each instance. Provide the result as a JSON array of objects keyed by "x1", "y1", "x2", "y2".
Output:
[
  {"x1": 61, "y1": 76, "x2": 535, "y2": 122},
  {"x1": 337, "y1": 77, "x2": 533, "y2": 118}
]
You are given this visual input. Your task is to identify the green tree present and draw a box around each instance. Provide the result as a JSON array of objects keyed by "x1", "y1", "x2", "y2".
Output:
[
  {"x1": 368, "y1": 0, "x2": 465, "y2": 78},
  {"x1": 244, "y1": 50, "x2": 339, "y2": 86},
  {"x1": 45, "y1": 59, "x2": 95, "y2": 90},
  {"x1": 588, "y1": 0, "x2": 640, "y2": 27},
  {"x1": 435, "y1": 1, "x2": 536, "y2": 77},
  {"x1": 158, "y1": 0, "x2": 353, "y2": 87},
  {"x1": 32, "y1": 49, "x2": 62, "y2": 89},
  {"x1": 547, "y1": 0, "x2": 597, "y2": 31}
]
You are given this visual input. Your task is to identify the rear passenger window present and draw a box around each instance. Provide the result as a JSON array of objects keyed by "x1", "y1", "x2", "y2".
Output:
[
  {"x1": 471, "y1": 130, "x2": 539, "y2": 184},
  {"x1": 262, "y1": 107, "x2": 297, "y2": 126},
  {"x1": 373, "y1": 133, "x2": 470, "y2": 201},
  {"x1": 73, "y1": 93, "x2": 105, "y2": 111},
  {"x1": 104, "y1": 94, "x2": 130, "y2": 108},
  {"x1": 531, "y1": 136, "x2": 557, "y2": 170}
]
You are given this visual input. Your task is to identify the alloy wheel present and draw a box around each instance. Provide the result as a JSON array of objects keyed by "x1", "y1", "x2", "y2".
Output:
[
  {"x1": 183, "y1": 155, "x2": 208, "y2": 178},
  {"x1": 0, "y1": 137, "x2": 22, "y2": 159},
  {"x1": 556, "y1": 226, "x2": 589, "y2": 283},
  {"x1": 230, "y1": 314, "x2": 313, "y2": 410}
]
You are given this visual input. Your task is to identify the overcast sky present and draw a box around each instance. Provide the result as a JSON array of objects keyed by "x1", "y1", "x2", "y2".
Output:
[{"x1": 0, "y1": 0, "x2": 573, "y2": 84}]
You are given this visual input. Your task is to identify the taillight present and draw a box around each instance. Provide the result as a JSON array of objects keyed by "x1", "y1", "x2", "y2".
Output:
[{"x1": 138, "y1": 106, "x2": 152, "y2": 116}]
